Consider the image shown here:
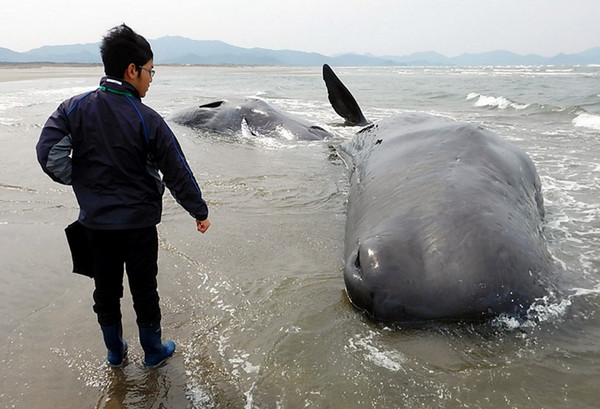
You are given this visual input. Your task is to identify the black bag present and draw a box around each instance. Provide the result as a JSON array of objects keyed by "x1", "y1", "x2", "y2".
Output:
[{"x1": 64, "y1": 221, "x2": 94, "y2": 278}]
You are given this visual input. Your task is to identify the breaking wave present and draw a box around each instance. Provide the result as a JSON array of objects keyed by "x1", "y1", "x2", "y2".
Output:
[
  {"x1": 572, "y1": 112, "x2": 600, "y2": 131},
  {"x1": 467, "y1": 92, "x2": 530, "y2": 110}
]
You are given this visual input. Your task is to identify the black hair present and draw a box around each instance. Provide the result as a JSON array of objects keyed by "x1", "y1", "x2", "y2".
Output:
[{"x1": 100, "y1": 24, "x2": 153, "y2": 78}]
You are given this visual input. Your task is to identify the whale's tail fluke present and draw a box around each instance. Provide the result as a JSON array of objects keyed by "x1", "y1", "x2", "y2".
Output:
[{"x1": 322, "y1": 64, "x2": 371, "y2": 127}]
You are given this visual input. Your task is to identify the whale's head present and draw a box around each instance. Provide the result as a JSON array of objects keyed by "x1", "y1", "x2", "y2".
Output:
[
  {"x1": 342, "y1": 214, "x2": 550, "y2": 323},
  {"x1": 343, "y1": 232, "x2": 443, "y2": 322}
]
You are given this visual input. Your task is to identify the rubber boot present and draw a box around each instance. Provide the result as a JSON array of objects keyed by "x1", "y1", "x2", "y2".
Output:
[
  {"x1": 100, "y1": 323, "x2": 128, "y2": 367},
  {"x1": 139, "y1": 325, "x2": 176, "y2": 368}
]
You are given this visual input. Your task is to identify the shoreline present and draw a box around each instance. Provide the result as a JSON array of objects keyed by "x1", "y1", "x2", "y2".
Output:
[
  {"x1": 0, "y1": 63, "x2": 312, "y2": 83},
  {"x1": 0, "y1": 62, "x2": 276, "y2": 83},
  {"x1": 0, "y1": 63, "x2": 103, "y2": 82}
]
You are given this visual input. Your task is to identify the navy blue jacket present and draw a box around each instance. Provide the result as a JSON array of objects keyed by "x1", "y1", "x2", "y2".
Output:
[{"x1": 37, "y1": 77, "x2": 208, "y2": 229}]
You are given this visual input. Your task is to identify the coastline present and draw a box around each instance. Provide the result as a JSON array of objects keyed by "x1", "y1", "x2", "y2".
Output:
[
  {"x1": 0, "y1": 63, "x2": 103, "y2": 82},
  {"x1": 0, "y1": 62, "x2": 270, "y2": 83}
]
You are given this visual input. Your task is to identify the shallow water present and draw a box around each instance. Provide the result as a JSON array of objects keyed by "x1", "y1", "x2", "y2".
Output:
[{"x1": 0, "y1": 65, "x2": 599, "y2": 408}]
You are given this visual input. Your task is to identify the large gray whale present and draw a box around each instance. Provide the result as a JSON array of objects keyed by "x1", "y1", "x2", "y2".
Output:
[
  {"x1": 324, "y1": 64, "x2": 555, "y2": 322},
  {"x1": 171, "y1": 98, "x2": 333, "y2": 141}
]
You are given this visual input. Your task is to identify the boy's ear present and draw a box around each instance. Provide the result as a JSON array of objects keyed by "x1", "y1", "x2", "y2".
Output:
[{"x1": 123, "y1": 63, "x2": 138, "y2": 80}]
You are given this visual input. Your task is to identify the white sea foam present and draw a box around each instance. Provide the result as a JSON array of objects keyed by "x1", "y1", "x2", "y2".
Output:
[
  {"x1": 186, "y1": 384, "x2": 214, "y2": 409},
  {"x1": 347, "y1": 330, "x2": 407, "y2": 372},
  {"x1": 572, "y1": 113, "x2": 600, "y2": 131},
  {"x1": 0, "y1": 116, "x2": 21, "y2": 126},
  {"x1": 572, "y1": 284, "x2": 600, "y2": 297},
  {"x1": 493, "y1": 285, "x2": 600, "y2": 330},
  {"x1": 467, "y1": 92, "x2": 529, "y2": 110},
  {"x1": 0, "y1": 95, "x2": 28, "y2": 112},
  {"x1": 0, "y1": 86, "x2": 94, "y2": 115},
  {"x1": 546, "y1": 68, "x2": 575, "y2": 73}
]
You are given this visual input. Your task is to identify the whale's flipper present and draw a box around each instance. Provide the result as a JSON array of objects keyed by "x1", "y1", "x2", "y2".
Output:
[{"x1": 322, "y1": 64, "x2": 371, "y2": 127}]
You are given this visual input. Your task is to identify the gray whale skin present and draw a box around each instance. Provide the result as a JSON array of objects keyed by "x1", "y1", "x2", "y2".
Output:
[
  {"x1": 323, "y1": 64, "x2": 556, "y2": 322},
  {"x1": 171, "y1": 98, "x2": 333, "y2": 141}
]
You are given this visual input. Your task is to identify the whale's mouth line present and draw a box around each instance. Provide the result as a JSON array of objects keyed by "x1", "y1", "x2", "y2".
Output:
[{"x1": 199, "y1": 100, "x2": 224, "y2": 109}]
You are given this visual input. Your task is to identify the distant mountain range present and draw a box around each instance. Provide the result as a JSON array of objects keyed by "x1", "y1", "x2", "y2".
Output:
[{"x1": 1, "y1": 36, "x2": 599, "y2": 66}]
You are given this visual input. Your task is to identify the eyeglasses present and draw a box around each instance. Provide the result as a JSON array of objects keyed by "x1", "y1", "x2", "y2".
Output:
[{"x1": 138, "y1": 66, "x2": 155, "y2": 78}]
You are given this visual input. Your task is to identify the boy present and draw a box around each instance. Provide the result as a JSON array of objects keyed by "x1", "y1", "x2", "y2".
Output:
[{"x1": 36, "y1": 24, "x2": 210, "y2": 368}]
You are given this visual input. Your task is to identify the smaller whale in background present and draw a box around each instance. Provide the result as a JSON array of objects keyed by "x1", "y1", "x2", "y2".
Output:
[
  {"x1": 171, "y1": 98, "x2": 333, "y2": 141},
  {"x1": 323, "y1": 64, "x2": 558, "y2": 323}
]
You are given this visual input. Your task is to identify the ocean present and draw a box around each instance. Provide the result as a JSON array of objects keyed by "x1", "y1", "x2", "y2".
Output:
[{"x1": 0, "y1": 64, "x2": 599, "y2": 408}]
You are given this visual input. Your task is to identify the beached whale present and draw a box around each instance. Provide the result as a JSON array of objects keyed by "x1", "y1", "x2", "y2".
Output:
[
  {"x1": 171, "y1": 97, "x2": 333, "y2": 141},
  {"x1": 323, "y1": 64, "x2": 555, "y2": 322}
]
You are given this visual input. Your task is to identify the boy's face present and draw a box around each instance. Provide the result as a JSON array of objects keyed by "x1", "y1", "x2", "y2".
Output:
[{"x1": 131, "y1": 60, "x2": 154, "y2": 98}]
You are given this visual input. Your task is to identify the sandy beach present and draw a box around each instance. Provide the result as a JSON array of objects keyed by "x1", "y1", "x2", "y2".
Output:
[{"x1": 0, "y1": 63, "x2": 104, "y2": 82}]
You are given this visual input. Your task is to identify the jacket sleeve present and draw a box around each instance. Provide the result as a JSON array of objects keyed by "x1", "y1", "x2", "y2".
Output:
[
  {"x1": 36, "y1": 104, "x2": 73, "y2": 185},
  {"x1": 151, "y1": 117, "x2": 209, "y2": 221}
]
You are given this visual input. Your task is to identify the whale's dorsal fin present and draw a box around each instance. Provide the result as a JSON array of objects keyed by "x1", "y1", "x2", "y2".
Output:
[{"x1": 322, "y1": 64, "x2": 371, "y2": 126}]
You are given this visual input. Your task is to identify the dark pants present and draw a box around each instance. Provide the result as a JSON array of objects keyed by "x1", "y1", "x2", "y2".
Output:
[{"x1": 87, "y1": 226, "x2": 161, "y2": 328}]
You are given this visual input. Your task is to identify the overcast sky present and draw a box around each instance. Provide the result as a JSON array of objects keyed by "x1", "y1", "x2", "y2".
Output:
[{"x1": 3, "y1": 0, "x2": 599, "y2": 57}]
